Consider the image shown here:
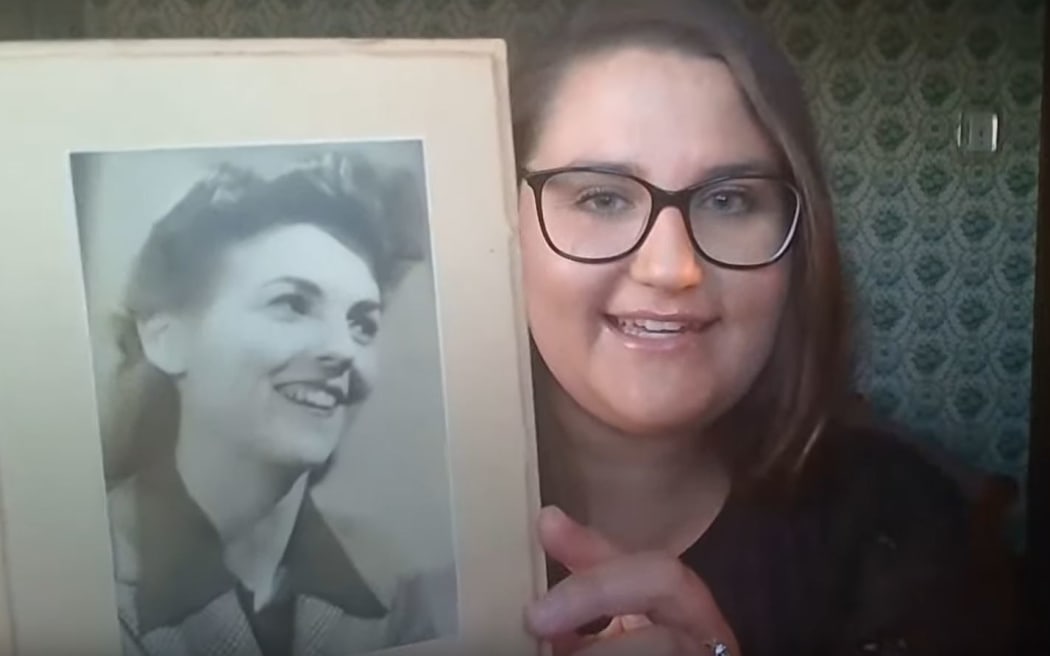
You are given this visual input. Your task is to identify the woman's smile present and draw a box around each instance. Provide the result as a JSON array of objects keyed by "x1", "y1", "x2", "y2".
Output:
[
  {"x1": 603, "y1": 311, "x2": 720, "y2": 353},
  {"x1": 172, "y1": 223, "x2": 383, "y2": 469},
  {"x1": 277, "y1": 384, "x2": 343, "y2": 412},
  {"x1": 272, "y1": 366, "x2": 371, "y2": 416},
  {"x1": 275, "y1": 377, "x2": 348, "y2": 414}
]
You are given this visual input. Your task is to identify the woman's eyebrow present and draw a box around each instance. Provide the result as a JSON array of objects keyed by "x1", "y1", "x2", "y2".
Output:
[
  {"x1": 264, "y1": 276, "x2": 323, "y2": 297},
  {"x1": 348, "y1": 299, "x2": 383, "y2": 315},
  {"x1": 564, "y1": 158, "x2": 781, "y2": 182},
  {"x1": 697, "y1": 160, "x2": 781, "y2": 180},
  {"x1": 563, "y1": 159, "x2": 640, "y2": 175}
]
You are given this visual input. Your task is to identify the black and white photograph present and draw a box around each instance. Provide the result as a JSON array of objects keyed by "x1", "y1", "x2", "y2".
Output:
[
  {"x1": 0, "y1": 38, "x2": 543, "y2": 656},
  {"x1": 69, "y1": 140, "x2": 458, "y2": 656}
]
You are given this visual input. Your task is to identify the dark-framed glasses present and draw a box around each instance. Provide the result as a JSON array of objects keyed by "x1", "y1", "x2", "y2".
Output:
[{"x1": 520, "y1": 165, "x2": 802, "y2": 269}]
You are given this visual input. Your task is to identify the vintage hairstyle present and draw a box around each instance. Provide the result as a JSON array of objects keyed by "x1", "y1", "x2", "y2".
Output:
[
  {"x1": 100, "y1": 152, "x2": 428, "y2": 484},
  {"x1": 510, "y1": 0, "x2": 854, "y2": 492}
]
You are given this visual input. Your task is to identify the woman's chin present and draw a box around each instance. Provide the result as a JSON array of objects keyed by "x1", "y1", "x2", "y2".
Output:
[
  {"x1": 615, "y1": 417, "x2": 706, "y2": 441},
  {"x1": 262, "y1": 406, "x2": 355, "y2": 468},
  {"x1": 261, "y1": 432, "x2": 340, "y2": 473},
  {"x1": 593, "y1": 398, "x2": 719, "y2": 441}
]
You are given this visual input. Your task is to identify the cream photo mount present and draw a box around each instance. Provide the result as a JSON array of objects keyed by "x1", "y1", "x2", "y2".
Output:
[{"x1": 0, "y1": 38, "x2": 545, "y2": 656}]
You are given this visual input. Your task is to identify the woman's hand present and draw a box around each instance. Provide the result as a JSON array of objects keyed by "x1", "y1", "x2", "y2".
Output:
[{"x1": 526, "y1": 506, "x2": 740, "y2": 656}]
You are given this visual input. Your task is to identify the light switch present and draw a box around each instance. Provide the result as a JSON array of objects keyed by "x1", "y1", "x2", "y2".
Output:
[{"x1": 957, "y1": 109, "x2": 999, "y2": 153}]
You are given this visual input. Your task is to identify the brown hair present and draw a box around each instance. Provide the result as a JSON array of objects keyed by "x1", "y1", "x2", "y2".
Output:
[
  {"x1": 510, "y1": 0, "x2": 854, "y2": 493},
  {"x1": 101, "y1": 153, "x2": 427, "y2": 484}
]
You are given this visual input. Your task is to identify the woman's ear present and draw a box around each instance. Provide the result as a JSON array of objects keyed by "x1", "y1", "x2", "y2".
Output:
[{"x1": 136, "y1": 314, "x2": 188, "y2": 377}]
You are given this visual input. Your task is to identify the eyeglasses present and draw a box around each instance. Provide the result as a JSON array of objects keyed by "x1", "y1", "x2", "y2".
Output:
[{"x1": 520, "y1": 165, "x2": 802, "y2": 269}]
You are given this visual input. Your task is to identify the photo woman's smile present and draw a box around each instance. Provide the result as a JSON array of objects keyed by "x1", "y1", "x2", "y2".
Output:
[
  {"x1": 274, "y1": 369, "x2": 355, "y2": 414},
  {"x1": 174, "y1": 222, "x2": 383, "y2": 469}
]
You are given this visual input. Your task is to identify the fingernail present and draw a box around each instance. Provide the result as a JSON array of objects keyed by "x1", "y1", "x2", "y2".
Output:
[
  {"x1": 540, "y1": 505, "x2": 564, "y2": 521},
  {"x1": 539, "y1": 505, "x2": 569, "y2": 530}
]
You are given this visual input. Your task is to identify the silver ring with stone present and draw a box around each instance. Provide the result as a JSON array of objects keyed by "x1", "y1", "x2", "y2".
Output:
[{"x1": 706, "y1": 640, "x2": 730, "y2": 656}]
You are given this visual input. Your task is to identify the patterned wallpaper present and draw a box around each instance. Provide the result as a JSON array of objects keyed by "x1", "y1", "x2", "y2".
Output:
[
  {"x1": 12, "y1": 0, "x2": 1044, "y2": 487},
  {"x1": 80, "y1": 0, "x2": 563, "y2": 44},
  {"x1": 754, "y1": 0, "x2": 1042, "y2": 486},
  {"x1": 0, "y1": 0, "x2": 83, "y2": 39}
]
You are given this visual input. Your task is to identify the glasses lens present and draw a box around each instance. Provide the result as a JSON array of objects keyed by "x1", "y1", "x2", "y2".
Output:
[
  {"x1": 689, "y1": 178, "x2": 798, "y2": 266},
  {"x1": 538, "y1": 170, "x2": 652, "y2": 260}
]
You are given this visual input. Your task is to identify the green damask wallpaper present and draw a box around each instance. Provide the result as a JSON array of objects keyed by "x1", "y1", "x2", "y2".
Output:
[
  {"x1": 751, "y1": 0, "x2": 1042, "y2": 487},
  {"x1": 12, "y1": 0, "x2": 1045, "y2": 487}
]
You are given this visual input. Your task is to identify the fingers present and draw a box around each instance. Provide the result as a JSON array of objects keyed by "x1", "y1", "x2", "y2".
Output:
[
  {"x1": 529, "y1": 506, "x2": 738, "y2": 655},
  {"x1": 538, "y1": 505, "x2": 622, "y2": 573},
  {"x1": 572, "y1": 624, "x2": 702, "y2": 656},
  {"x1": 545, "y1": 609, "x2": 653, "y2": 654},
  {"x1": 528, "y1": 551, "x2": 719, "y2": 642},
  {"x1": 596, "y1": 613, "x2": 652, "y2": 639}
]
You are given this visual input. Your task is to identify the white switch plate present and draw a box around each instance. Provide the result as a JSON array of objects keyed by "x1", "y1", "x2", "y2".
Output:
[{"x1": 957, "y1": 109, "x2": 1000, "y2": 153}]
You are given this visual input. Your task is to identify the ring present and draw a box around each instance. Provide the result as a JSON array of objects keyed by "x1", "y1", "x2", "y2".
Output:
[{"x1": 705, "y1": 640, "x2": 730, "y2": 656}]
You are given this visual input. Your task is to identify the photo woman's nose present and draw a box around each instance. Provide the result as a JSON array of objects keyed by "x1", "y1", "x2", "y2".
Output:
[
  {"x1": 315, "y1": 318, "x2": 361, "y2": 370},
  {"x1": 629, "y1": 205, "x2": 704, "y2": 291}
]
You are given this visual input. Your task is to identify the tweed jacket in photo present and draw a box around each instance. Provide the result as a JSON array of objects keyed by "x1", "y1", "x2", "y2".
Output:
[{"x1": 104, "y1": 457, "x2": 442, "y2": 656}]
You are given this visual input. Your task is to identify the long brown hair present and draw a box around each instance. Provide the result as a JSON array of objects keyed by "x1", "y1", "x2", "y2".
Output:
[{"x1": 510, "y1": 0, "x2": 854, "y2": 494}]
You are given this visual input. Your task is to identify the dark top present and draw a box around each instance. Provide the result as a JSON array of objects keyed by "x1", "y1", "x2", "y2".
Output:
[
  {"x1": 555, "y1": 425, "x2": 1010, "y2": 655},
  {"x1": 129, "y1": 454, "x2": 387, "y2": 656},
  {"x1": 683, "y1": 426, "x2": 1001, "y2": 656}
]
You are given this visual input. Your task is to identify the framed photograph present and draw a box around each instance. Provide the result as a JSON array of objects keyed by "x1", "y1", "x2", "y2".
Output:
[{"x1": 0, "y1": 39, "x2": 545, "y2": 656}]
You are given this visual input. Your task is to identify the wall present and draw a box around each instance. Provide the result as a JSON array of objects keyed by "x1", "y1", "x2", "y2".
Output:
[
  {"x1": 0, "y1": 2, "x2": 29, "y2": 40},
  {"x1": 79, "y1": 0, "x2": 561, "y2": 44},
  {"x1": 0, "y1": 0, "x2": 83, "y2": 39},
  {"x1": 8, "y1": 0, "x2": 1042, "y2": 486},
  {"x1": 760, "y1": 0, "x2": 1042, "y2": 490}
]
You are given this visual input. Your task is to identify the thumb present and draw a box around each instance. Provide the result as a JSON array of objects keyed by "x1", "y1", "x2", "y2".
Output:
[{"x1": 538, "y1": 505, "x2": 622, "y2": 573}]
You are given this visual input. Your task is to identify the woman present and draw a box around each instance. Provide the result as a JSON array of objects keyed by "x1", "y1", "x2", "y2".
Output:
[
  {"x1": 101, "y1": 152, "x2": 437, "y2": 656},
  {"x1": 513, "y1": 1, "x2": 1012, "y2": 654}
]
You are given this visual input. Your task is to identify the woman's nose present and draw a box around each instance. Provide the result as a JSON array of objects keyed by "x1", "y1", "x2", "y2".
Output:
[
  {"x1": 316, "y1": 320, "x2": 359, "y2": 369},
  {"x1": 628, "y1": 207, "x2": 704, "y2": 290}
]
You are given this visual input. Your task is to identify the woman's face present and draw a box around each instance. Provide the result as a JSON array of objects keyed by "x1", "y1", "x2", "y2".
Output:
[
  {"x1": 155, "y1": 223, "x2": 381, "y2": 470},
  {"x1": 519, "y1": 47, "x2": 792, "y2": 438}
]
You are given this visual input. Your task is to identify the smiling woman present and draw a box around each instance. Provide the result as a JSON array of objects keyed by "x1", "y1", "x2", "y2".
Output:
[
  {"x1": 71, "y1": 144, "x2": 452, "y2": 656},
  {"x1": 508, "y1": 1, "x2": 1019, "y2": 655}
]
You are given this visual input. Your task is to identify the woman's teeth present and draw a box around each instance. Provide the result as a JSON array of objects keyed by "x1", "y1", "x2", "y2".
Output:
[
  {"x1": 616, "y1": 318, "x2": 692, "y2": 336},
  {"x1": 278, "y1": 384, "x2": 339, "y2": 410}
]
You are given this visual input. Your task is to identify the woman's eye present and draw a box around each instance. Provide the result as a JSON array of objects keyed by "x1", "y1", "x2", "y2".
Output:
[
  {"x1": 698, "y1": 189, "x2": 751, "y2": 215},
  {"x1": 348, "y1": 313, "x2": 380, "y2": 343},
  {"x1": 270, "y1": 292, "x2": 311, "y2": 316},
  {"x1": 576, "y1": 190, "x2": 632, "y2": 214}
]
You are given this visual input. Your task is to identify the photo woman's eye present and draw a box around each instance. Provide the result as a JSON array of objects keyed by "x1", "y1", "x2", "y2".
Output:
[
  {"x1": 269, "y1": 291, "x2": 313, "y2": 318},
  {"x1": 348, "y1": 304, "x2": 380, "y2": 344}
]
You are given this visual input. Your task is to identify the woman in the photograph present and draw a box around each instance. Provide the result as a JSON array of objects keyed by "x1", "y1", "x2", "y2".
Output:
[
  {"x1": 513, "y1": 0, "x2": 1016, "y2": 654},
  {"x1": 102, "y1": 153, "x2": 436, "y2": 656}
]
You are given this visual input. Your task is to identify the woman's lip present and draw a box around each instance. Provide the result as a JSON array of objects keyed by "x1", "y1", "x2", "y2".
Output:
[
  {"x1": 274, "y1": 380, "x2": 356, "y2": 407},
  {"x1": 273, "y1": 372, "x2": 370, "y2": 409},
  {"x1": 274, "y1": 382, "x2": 344, "y2": 413},
  {"x1": 603, "y1": 314, "x2": 717, "y2": 351},
  {"x1": 605, "y1": 312, "x2": 718, "y2": 330},
  {"x1": 610, "y1": 311, "x2": 713, "y2": 322}
]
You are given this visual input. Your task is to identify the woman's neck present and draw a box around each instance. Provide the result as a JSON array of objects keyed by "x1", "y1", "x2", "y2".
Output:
[
  {"x1": 536, "y1": 368, "x2": 730, "y2": 556},
  {"x1": 223, "y1": 475, "x2": 307, "y2": 610},
  {"x1": 174, "y1": 417, "x2": 308, "y2": 608}
]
